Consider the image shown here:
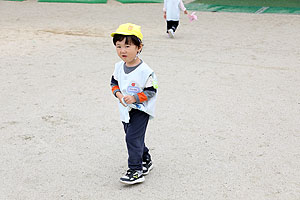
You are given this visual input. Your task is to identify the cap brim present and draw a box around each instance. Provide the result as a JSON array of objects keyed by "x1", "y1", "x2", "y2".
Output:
[{"x1": 111, "y1": 32, "x2": 133, "y2": 37}]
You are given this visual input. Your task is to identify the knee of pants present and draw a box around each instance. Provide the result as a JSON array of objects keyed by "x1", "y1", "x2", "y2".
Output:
[{"x1": 126, "y1": 135, "x2": 144, "y2": 148}]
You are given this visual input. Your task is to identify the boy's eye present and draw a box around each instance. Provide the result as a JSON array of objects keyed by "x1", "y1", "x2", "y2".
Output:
[{"x1": 125, "y1": 45, "x2": 131, "y2": 48}]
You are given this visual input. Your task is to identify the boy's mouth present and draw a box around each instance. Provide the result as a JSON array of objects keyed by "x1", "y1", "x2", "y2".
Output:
[{"x1": 122, "y1": 55, "x2": 127, "y2": 58}]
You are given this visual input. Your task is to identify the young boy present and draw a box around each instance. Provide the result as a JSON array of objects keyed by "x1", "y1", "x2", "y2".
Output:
[
  {"x1": 110, "y1": 23, "x2": 158, "y2": 185},
  {"x1": 163, "y1": 0, "x2": 188, "y2": 38}
]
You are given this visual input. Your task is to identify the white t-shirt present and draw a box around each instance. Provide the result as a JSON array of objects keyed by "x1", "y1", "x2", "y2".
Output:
[{"x1": 164, "y1": 0, "x2": 186, "y2": 21}]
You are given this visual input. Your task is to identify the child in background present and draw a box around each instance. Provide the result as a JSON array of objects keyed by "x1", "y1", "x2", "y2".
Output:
[
  {"x1": 163, "y1": 0, "x2": 188, "y2": 38},
  {"x1": 110, "y1": 23, "x2": 158, "y2": 185}
]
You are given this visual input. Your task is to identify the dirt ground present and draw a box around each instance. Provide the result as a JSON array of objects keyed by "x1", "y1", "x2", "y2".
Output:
[{"x1": 0, "y1": 0, "x2": 299, "y2": 199}]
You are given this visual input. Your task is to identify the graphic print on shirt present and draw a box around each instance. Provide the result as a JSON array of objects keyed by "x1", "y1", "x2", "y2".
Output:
[
  {"x1": 127, "y1": 81, "x2": 141, "y2": 95},
  {"x1": 127, "y1": 81, "x2": 143, "y2": 109}
]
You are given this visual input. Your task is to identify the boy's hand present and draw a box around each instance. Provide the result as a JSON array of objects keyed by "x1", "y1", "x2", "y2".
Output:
[
  {"x1": 116, "y1": 92, "x2": 127, "y2": 107},
  {"x1": 184, "y1": 10, "x2": 188, "y2": 15},
  {"x1": 123, "y1": 95, "x2": 136, "y2": 104},
  {"x1": 163, "y1": 12, "x2": 166, "y2": 19}
]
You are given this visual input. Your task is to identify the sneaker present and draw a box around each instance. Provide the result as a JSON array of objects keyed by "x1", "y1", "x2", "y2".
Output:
[
  {"x1": 143, "y1": 159, "x2": 153, "y2": 175},
  {"x1": 167, "y1": 29, "x2": 174, "y2": 38},
  {"x1": 120, "y1": 169, "x2": 145, "y2": 185}
]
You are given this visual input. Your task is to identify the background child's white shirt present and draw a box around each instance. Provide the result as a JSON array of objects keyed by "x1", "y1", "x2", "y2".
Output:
[
  {"x1": 113, "y1": 61, "x2": 157, "y2": 123},
  {"x1": 164, "y1": 0, "x2": 186, "y2": 21}
]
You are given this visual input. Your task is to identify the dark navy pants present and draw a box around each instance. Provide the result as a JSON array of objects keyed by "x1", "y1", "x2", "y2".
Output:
[{"x1": 122, "y1": 109, "x2": 150, "y2": 170}]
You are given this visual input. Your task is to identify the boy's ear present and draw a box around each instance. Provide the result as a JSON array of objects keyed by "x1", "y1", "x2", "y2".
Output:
[{"x1": 139, "y1": 44, "x2": 143, "y2": 50}]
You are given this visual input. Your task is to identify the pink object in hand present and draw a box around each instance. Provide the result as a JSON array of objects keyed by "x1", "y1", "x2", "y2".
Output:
[{"x1": 188, "y1": 12, "x2": 197, "y2": 22}]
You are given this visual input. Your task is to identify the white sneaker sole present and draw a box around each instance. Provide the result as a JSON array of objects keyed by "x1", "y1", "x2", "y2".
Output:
[
  {"x1": 167, "y1": 29, "x2": 174, "y2": 38},
  {"x1": 120, "y1": 176, "x2": 145, "y2": 185}
]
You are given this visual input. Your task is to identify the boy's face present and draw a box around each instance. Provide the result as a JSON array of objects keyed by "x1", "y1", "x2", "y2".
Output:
[{"x1": 115, "y1": 38, "x2": 141, "y2": 66}]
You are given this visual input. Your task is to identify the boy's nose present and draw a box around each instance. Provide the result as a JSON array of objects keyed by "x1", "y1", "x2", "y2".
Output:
[{"x1": 120, "y1": 48, "x2": 126, "y2": 53}]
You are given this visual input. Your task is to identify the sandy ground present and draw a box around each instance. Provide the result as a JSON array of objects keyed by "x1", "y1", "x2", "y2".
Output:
[{"x1": 0, "y1": 0, "x2": 300, "y2": 199}]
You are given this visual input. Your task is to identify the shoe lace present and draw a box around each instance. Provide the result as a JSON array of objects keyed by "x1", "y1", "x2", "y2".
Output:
[{"x1": 126, "y1": 169, "x2": 135, "y2": 176}]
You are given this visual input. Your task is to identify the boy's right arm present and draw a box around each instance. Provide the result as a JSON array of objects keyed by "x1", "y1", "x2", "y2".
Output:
[
  {"x1": 111, "y1": 76, "x2": 126, "y2": 106},
  {"x1": 111, "y1": 75, "x2": 121, "y2": 97},
  {"x1": 163, "y1": 0, "x2": 167, "y2": 19}
]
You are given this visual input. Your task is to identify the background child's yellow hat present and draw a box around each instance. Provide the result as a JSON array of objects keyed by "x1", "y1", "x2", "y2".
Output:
[{"x1": 111, "y1": 23, "x2": 143, "y2": 41}]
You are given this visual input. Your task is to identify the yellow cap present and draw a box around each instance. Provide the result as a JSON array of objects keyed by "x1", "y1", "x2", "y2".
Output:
[{"x1": 111, "y1": 23, "x2": 143, "y2": 41}]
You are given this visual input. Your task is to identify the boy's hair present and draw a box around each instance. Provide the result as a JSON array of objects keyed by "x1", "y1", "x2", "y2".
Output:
[{"x1": 113, "y1": 34, "x2": 142, "y2": 47}]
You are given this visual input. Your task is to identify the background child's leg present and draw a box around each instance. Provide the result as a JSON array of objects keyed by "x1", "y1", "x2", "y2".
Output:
[
  {"x1": 166, "y1": 20, "x2": 173, "y2": 33},
  {"x1": 172, "y1": 21, "x2": 179, "y2": 32},
  {"x1": 167, "y1": 20, "x2": 179, "y2": 33},
  {"x1": 122, "y1": 109, "x2": 149, "y2": 170}
]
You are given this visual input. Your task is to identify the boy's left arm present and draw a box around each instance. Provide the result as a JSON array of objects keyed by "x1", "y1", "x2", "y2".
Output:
[
  {"x1": 179, "y1": 0, "x2": 188, "y2": 14},
  {"x1": 134, "y1": 75, "x2": 157, "y2": 104}
]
